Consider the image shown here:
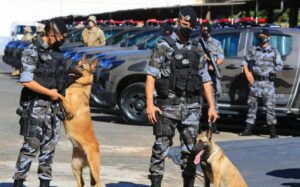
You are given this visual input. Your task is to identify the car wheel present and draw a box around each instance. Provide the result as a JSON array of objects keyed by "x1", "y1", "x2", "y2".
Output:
[{"x1": 118, "y1": 82, "x2": 148, "y2": 125}]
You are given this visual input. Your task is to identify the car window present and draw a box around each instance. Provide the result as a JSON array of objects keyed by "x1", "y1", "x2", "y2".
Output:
[
  {"x1": 111, "y1": 30, "x2": 139, "y2": 45},
  {"x1": 252, "y1": 34, "x2": 292, "y2": 57},
  {"x1": 16, "y1": 25, "x2": 36, "y2": 35},
  {"x1": 104, "y1": 29, "x2": 122, "y2": 39},
  {"x1": 212, "y1": 33, "x2": 240, "y2": 57},
  {"x1": 146, "y1": 36, "x2": 162, "y2": 48},
  {"x1": 69, "y1": 30, "x2": 82, "y2": 42},
  {"x1": 127, "y1": 30, "x2": 159, "y2": 47}
]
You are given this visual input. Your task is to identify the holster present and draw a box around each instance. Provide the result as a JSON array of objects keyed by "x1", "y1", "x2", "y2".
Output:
[
  {"x1": 17, "y1": 102, "x2": 40, "y2": 137},
  {"x1": 153, "y1": 113, "x2": 173, "y2": 136},
  {"x1": 155, "y1": 78, "x2": 170, "y2": 99}
]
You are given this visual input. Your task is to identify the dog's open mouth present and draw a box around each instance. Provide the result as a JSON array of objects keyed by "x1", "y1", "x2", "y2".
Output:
[{"x1": 194, "y1": 149, "x2": 205, "y2": 165}]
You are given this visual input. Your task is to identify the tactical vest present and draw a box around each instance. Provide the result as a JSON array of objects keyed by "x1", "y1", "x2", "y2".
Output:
[
  {"x1": 20, "y1": 39, "x2": 66, "y2": 102},
  {"x1": 155, "y1": 36, "x2": 202, "y2": 99}
]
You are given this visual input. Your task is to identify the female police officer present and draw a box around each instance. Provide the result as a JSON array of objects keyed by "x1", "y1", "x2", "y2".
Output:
[{"x1": 13, "y1": 18, "x2": 68, "y2": 187}]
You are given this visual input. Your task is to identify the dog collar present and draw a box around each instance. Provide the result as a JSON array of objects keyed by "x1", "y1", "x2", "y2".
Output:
[{"x1": 207, "y1": 147, "x2": 219, "y2": 163}]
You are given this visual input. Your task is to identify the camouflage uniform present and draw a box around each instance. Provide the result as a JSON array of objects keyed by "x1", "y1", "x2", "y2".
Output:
[
  {"x1": 147, "y1": 32, "x2": 211, "y2": 178},
  {"x1": 241, "y1": 45, "x2": 283, "y2": 126},
  {"x1": 13, "y1": 37, "x2": 64, "y2": 181},
  {"x1": 81, "y1": 27, "x2": 106, "y2": 47},
  {"x1": 205, "y1": 36, "x2": 224, "y2": 113}
]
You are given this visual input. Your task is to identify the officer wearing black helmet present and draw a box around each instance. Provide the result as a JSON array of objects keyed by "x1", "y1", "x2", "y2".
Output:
[
  {"x1": 146, "y1": 7, "x2": 217, "y2": 187},
  {"x1": 13, "y1": 18, "x2": 69, "y2": 187},
  {"x1": 200, "y1": 24, "x2": 224, "y2": 134}
]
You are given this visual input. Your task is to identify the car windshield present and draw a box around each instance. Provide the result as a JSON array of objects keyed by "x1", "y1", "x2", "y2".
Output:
[
  {"x1": 213, "y1": 33, "x2": 240, "y2": 57},
  {"x1": 127, "y1": 30, "x2": 160, "y2": 47},
  {"x1": 104, "y1": 29, "x2": 123, "y2": 39},
  {"x1": 16, "y1": 25, "x2": 36, "y2": 35},
  {"x1": 110, "y1": 29, "x2": 140, "y2": 45},
  {"x1": 253, "y1": 34, "x2": 292, "y2": 57}
]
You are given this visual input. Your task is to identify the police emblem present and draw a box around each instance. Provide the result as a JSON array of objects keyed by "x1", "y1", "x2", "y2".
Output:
[{"x1": 175, "y1": 54, "x2": 183, "y2": 60}]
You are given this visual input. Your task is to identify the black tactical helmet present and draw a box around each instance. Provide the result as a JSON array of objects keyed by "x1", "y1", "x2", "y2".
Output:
[
  {"x1": 178, "y1": 7, "x2": 197, "y2": 27},
  {"x1": 201, "y1": 23, "x2": 212, "y2": 33},
  {"x1": 259, "y1": 28, "x2": 270, "y2": 36},
  {"x1": 45, "y1": 18, "x2": 69, "y2": 38}
]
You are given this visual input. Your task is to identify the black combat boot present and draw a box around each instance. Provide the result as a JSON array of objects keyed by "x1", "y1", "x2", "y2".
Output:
[
  {"x1": 13, "y1": 178, "x2": 24, "y2": 187},
  {"x1": 149, "y1": 175, "x2": 163, "y2": 187},
  {"x1": 39, "y1": 179, "x2": 50, "y2": 187},
  {"x1": 239, "y1": 123, "x2": 254, "y2": 136},
  {"x1": 183, "y1": 176, "x2": 195, "y2": 187},
  {"x1": 270, "y1": 125, "x2": 278, "y2": 138}
]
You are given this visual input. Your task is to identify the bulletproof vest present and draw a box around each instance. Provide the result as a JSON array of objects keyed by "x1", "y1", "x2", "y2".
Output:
[
  {"x1": 20, "y1": 39, "x2": 66, "y2": 102},
  {"x1": 155, "y1": 36, "x2": 202, "y2": 98},
  {"x1": 254, "y1": 46, "x2": 276, "y2": 64}
]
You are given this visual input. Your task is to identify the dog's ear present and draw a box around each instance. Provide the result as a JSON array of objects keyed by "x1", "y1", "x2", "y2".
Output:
[
  {"x1": 206, "y1": 129, "x2": 212, "y2": 142},
  {"x1": 89, "y1": 59, "x2": 98, "y2": 71},
  {"x1": 78, "y1": 53, "x2": 87, "y2": 65}
]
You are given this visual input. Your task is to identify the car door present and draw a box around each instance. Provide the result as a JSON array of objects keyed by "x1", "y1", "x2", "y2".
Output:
[{"x1": 211, "y1": 29, "x2": 248, "y2": 106}]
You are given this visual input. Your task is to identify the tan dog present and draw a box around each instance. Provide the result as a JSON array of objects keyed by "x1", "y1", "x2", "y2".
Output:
[
  {"x1": 194, "y1": 133, "x2": 248, "y2": 187},
  {"x1": 62, "y1": 54, "x2": 102, "y2": 187}
]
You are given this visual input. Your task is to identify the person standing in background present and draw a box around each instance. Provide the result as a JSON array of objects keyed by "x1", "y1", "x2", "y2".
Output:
[{"x1": 81, "y1": 15, "x2": 106, "y2": 47}]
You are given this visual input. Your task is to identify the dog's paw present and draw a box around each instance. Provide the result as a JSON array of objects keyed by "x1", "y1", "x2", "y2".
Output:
[{"x1": 66, "y1": 112, "x2": 74, "y2": 120}]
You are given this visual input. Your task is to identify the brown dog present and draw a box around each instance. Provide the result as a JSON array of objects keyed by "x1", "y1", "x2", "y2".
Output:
[
  {"x1": 194, "y1": 132, "x2": 248, "y2": 187},
  {"x1": 62, "y1": 54, "x2": 102, "y2": 187}
]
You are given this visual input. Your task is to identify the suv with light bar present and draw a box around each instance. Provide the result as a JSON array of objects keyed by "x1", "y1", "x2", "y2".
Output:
[{"x1": 92, "y1": 27, "x2": 300, "y2": 125}]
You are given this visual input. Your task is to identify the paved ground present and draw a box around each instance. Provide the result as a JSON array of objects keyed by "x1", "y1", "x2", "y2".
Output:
[{"x1": 0, "y1": 58, "x2": 299, "y2": 187}]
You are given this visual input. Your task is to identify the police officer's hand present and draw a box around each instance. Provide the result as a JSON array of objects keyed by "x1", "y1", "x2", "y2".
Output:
[
  {"x1": 49, "y1": 89, "x2": 63, "y2": 101},
  {"x1": 246, "y1": 74, "x2": 255, "y2": 85},
  {"x1": 208, "y1": 64, "x2": 214, "y2": 71},
  {"x1": 146, "y1": 104, "x2": 162, "y2": 125},
  {"x1": 208, "y1": 107, "x2": 218, "y2": 123}
]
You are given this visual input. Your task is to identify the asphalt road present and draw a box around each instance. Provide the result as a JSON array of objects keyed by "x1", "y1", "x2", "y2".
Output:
[{"x1": 0, "y1": 58, "x2": 299, "y2": 187}]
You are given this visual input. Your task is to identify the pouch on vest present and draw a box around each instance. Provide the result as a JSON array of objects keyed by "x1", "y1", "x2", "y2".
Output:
[
  {"x1": 153, "y1": 113, "x2": 173, "y2": 136},
  {"x1": 155, "y1": 77, "x2": 170, "y2": 99}
]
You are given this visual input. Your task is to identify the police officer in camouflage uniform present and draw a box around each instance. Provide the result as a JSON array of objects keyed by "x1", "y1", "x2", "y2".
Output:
[
  {"x1": 200, "y1": 24, "x2": 224, "y2": 134},
  {"x1": 13, "y1": 18, "x2": 69, "y2": 187},
  {"x1": 239, "y1": 29, "x2": 283, "y2": 138},
  {"x1": 146, "y1": 7, "x2": 218, "y2": 187}
]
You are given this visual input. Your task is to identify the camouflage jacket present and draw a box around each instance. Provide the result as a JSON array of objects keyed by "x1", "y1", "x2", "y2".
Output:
[
  {"x1": 146, "y1": 32, "x2": 211, "y2": 120},
  {"x1": 205, "y1": 36, "x2": 224, "y2": 62},
  {"x1": 241, "y1": 45, "x2": 283, "y2": 97},
  {"x1": 81, "y1": 27, "x2": 106, "y2": 47}
]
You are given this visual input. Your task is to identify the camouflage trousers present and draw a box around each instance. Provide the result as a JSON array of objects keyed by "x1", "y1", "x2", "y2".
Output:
[
  {"x1": 13, "y1": 100, "x2": 62, "y2": 181},
  {"x1": 149, "y1": 107, "x2": 201, "y2": 178},
  {"x1": 246, "y1": 93, "x2": 277, "y2": 126}
]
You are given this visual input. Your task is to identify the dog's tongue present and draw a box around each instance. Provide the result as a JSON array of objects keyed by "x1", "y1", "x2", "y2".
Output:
[{"x1": 194, "y1": 150, "x2": 205, "y2": 165}]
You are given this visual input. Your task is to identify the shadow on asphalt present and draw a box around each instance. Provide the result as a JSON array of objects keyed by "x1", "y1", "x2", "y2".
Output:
[
  {"x1": 267, "y1": 168, "x2": 300, "y2": 179},
  {"x1": 281, "y1": 183, "x2": 300, "y2": 187},
  {"x1": 106, "y1": 182, "x2": 149, "y2": 187},
  {"x1": 0, "y1": 183, "x2": 58, "y2": 187}
]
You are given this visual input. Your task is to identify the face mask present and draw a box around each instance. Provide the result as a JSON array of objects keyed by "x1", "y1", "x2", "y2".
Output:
[
  {"x1": 88, "y1": 21, "x2": 94, "y2": 29},
  {"x1": 201, "y1": 31, "x2": 209, "y2": 39},
  {"x1": 51, "y1": 38, "x2": 65, "y2": 50},
  {"x1": 179, "y1": 26, "x2": 193, "y2": 38},
  {"x1": 258, "y1": 37, "x2": 269, "y2": 44}
]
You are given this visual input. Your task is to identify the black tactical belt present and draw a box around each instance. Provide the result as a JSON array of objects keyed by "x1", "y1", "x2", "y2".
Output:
[
  {"x1": 157, "y1": 96, "x2": 199, "y2": 106},
  {"x1": 254, "y1": 75, "x2": 270, "y2": 81}
]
